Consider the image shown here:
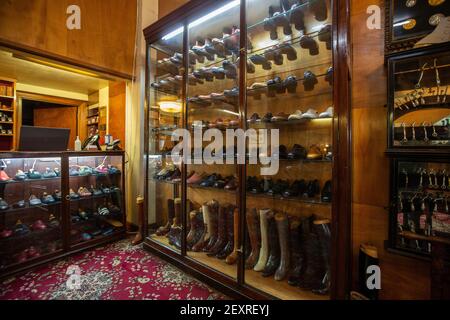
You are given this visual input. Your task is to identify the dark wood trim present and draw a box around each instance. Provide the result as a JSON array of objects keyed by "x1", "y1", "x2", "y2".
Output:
[
  {"x1": 143, "y1": 45, "x2": 150, "y2": 240},
  {"x1": 0, "y1": 38, "x2": 133, "y2": 81},
  {"x1": 330, "y1": 0, "x2": 352, "y2": 300}
]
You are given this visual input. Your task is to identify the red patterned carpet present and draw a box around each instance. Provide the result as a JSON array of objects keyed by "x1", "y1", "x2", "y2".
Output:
[{"x1": 0, "y1": 239, "x2": 226, "y2": 300}]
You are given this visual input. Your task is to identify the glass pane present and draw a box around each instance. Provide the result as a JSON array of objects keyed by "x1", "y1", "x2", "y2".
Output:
[
  {"x1": 0, "y1": 157, "x2": 63, "y2": 270},
  {"x1": 392, "y1": 51, "x2": 450, "y2": 147},
  {"x1": 244, "y1": 0, "x2": 333, "y2": 300},
  {"x1": 147, "y1": 24, "x2": 184, "y2": 253},
  {"x1": 68, "y1": 155, "x2": 124, "y2": 246},
  {"x1": 395, "y1": 161, "x2": 450, "y2": 256},
  {"x1": 185, "y1": 0, "x2": 241, "y2": 280}
]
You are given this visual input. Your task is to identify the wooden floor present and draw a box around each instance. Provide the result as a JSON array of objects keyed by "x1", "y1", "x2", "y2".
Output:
[{"x1": 152, "y1": 235, "x2": 329, "y2": 300}]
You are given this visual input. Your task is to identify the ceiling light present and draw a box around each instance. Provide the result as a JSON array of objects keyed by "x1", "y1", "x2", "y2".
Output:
[
  {"x1": 162, "y1": 0, "x2": 240, "y2": 41},
  {"x1": 159, "y1": 101, "x2": 182, "y2": 113}
]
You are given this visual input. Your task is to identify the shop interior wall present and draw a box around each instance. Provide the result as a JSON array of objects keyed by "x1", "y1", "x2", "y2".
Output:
[
  {"x1": 0, "y1": 0, "x2": 138, "y2": 77},
  {"x1": 350, "y1": 0, "x2": 430, "y2": 299}
]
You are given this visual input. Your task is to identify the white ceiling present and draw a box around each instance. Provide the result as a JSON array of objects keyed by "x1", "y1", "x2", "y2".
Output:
[{"x1": 0, "y1": 49, "x2": 110, "y2": 95}]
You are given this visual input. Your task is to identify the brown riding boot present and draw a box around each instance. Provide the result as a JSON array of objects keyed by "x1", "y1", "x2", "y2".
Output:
[
  {"x1": 192, "y1": 203, "x2": 212, "y2": 252},
  {"x1": 245, "y1": 208, "x2": 261, "y2": 269},
  {"x1": 207, "y1": 204, "x2": 229, "y2": 256},
  {"x1": 226, "y1": 207, "x2": 240, "y2": 265},
  {"x1": 275, "y1": 212, "x2": 290, "y2": 281},
  {"x1": 187, "y1": 210, "x2": 205, "y2": 251},
  {"x1": 217, "y1": 206, "x2": 235, "y2": 260},
  {"x1": 254, "y1": 209, "x2": 271, "y2": 272},
  {"x1": 203, "y1": 200, "x2": 219, "y2": 252},
  {"x1": 156, "y1": 199, "x2": 175, "y2": 236}
]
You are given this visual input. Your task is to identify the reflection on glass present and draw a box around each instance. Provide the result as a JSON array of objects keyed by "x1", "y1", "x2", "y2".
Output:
[{"x1": 0, "y1": 157, "x2": 63, "y2": 270}]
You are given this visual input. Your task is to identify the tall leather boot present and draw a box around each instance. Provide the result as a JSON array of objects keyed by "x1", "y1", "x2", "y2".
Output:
[
  {"x1": 309, "y1": 0, "x2": 328, "y2": 22},
  {"x1": 262, "y1": 211, "x2": 280, "y2": 277},
  {"x1": 245, "y1": 208, "x2": 261, "y2": 269},
  {"x1": 156, "y1": 199, "x2": 175, "y2": 236},
  {"x1": 298, "y1": 215, "x2": 324, "y2": 290},
  {"x1": 287, "y1": 218, "x2": 305, "y2": 286},
  {"x1": 275, "y1": 212, "x2": 290, "y2": 281},
  {"x1": 187, "y1": 210, "x2": 205, "y2": 251},
  {"x1": 192, "y1": 202, "x2": 212, "y2": 252},
  {"x1": 226, "y1": 207, "x2": 240, "y2": 265},
  {"x1": 168, "y1": 198, "x2": 182, "y2": 249},
  {"x1": 203, "y1": 200, "x2": 219, "y2": 252},
  {"x1": 207, "y1": 204, "x2": 229, "y2": 256},
  {"x1": 358, "y1": 243, "x2": 379, "y2": 300},
  {"x1": 254, "y1": 209, "x2": 271, "y2": 272},
  {"x1": 312, "y1": 219, "x2": 331, "y2": 294},
  {"x1": 217, "y1": 206, "x2": 235, "y2": 260}
]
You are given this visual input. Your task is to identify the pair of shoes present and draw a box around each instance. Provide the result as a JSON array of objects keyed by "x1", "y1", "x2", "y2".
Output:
[
  {"x1": 32, "y1": 220, "x2": 47, "y2": 231},
  {"x1": 14, "y1": 220, "x2": 30, "y2": 236},
  {"x1": 0, "y1": 169, "x2": 11, "y2": 182},
  {"x1": 264, "y1": 5, "x2": 292, "y2": 40},
  {"x1": 41, "y1": 193, "x2": 56, "y2": 204},
  {"x1": 288, "y1": 107, "x2": 333, "y2": 120},
  {"x1": 78, "y1": 187, "x2": 92, "y2": 197}
]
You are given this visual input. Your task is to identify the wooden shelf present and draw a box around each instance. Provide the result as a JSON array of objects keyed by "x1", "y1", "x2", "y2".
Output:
[
  {"x1": 0, "y1": 95, "x2": 14, "y2": 100},
  {"x1": 0, "y1": 121, "x2": 14, "y2": 124},
  {"x1": 0, "y1": 109, "x2": 14, "y2": 113},
  {"x1": 0, "y1": 134, "x2": 13, "y2": 137},
  {"x1": 151, "y1": 235, "x2": 329, "y2": 300}
]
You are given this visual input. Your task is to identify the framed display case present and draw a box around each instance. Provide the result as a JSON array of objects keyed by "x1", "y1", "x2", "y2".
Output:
[
  {"x1": 385, "y1": 0, "x2": 450, "y2": 55},
  {"x1": 0, "y1": 151, "x2": 126, "y2": 278},
  {"x1": 386, "y1": 43, "x2": 450, "y2": 263},
  {"x1": 144, "y1": 0, "x2": 351, "y2": 300}
]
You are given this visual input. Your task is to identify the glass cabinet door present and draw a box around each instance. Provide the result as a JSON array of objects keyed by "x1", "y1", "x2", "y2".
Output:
[
  {"x1": 185, "y1": 0, "x2": 241, "y2": 280},
  {"x1": 146, "y1": 23, "x2": 184, "y2": 253},
  {"x1": 244, "y1": 0, "x2": 333, "y2": 299},
  {"x1": 68, "y1": 155, "x2": 124, "y2": 246},
  {"x1": 0, "y1": 157, "x2": 63, "y2": 270}
]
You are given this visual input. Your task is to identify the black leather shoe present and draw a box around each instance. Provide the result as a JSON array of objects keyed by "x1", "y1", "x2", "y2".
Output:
[
  {"x1": 274, "y1": 145, "x2": 288, "y2": 159},
  {"x1": 267, "y1": 76, "x2": 284, "y2": 97},
  {"x1": 306, "y1": 180, "x2": 321, "y2": 198},
  {"x1": 261, "y1": 113, "x2": 273, "y2": 122},
  {"x1": 288, "y1": 144, "x2": 307, "y2": 160},
  {"x1": 250, "y1": 54, "x2": 272, "y2": 70},
  {"x1": 300, "y1": 35, "x2": 319, "y2": 56},
  {"x1": 278, "y1": 43, "x2": 297, "y2": 61},
  {"x1": 223, "y1": 60, "x2": 237, "y2": 79},
  {"x1": 321, "y1": 180, "x2": 332, "y2": 202},
  {"x1": 273, "y1": 10, "x2": 292, "y2": 36},
  {"x1": 200, "y1": 174, "x2": 218, "y2": 187},
  {"x1": 283, "y1": 180, "x2": 304, "y2": 197},
  {"x1": 283, "y1": 75, "x2": 298, "y2": 94},
  {"x1": 211, "y1": 67, "x2": 226, "y2": 80},
  {"x1": 303, "y1": 71, "x2": 318, "y2": 91},
  {"x1": 263, "y1": 6, "x2": 278, "y2": 40},
  {"x1": 290, "y1": 3, "x2": 306, "y2": 31},
  {"x1": 264, "y1": 48, "x2": 284, "y2": 66},
  {"x1": 309, "y1": 0, "x2": 328, "y2": 22},
  {"x1": 267, "y1": 180, "x2": 289, "y2": 196}
]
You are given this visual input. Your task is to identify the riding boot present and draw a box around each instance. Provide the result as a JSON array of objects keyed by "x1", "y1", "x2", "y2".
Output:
[
  {"x1": 156, "y1": 199, "x2": 174, "y2": 236},
  {"x1": 312, "y1": 219, "x2": 331, "y2": 295},
  {"x1": 245, "y1": 208, "x2": 261, "y2": 269},
  {"x1": 207, "y1": 204, "x2": 229, "y2": 256},
  {"x1": 287, "y1": 218, "x2": 304, "y2": 286},
  {"x1": 167, "y1": 198, "x2": 182, "y2": 249},
  {"x1": 254, "y1": 209, "x2": 271, "y2": 272},
  {"x1": 226, "y1": 207, "x2": 240, "y2": 265},
  {"x1": 262, "y1": 211, "x2": 280, "y2": 277},
  {"x1": 298, "y1": 215, "x2": 324, "y2": 290},
  {"x1": 192, "y1": 203, "x2": 212, "y2": 252},
  {"x1": 187, "y1": 210, "x2": 205, "y2": 251},
  {"x1": 203, "y1": 200, "x2": 219, "y2": 252},
  {"x1": 275, "y1": 212, "x2": 290, "y2": 281},
  {"x1": 217, "y1": 206, "x2": 235, "y2": 259}
]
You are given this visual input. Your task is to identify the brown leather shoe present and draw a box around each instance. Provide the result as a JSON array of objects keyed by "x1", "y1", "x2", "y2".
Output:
[{"x1": 271, "y1": 112, "x2": 289, "y2": 122}]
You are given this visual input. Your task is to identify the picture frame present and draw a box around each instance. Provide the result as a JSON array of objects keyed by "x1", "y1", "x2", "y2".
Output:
[{"x1": 385, "y1": 0, "x2": 450, "y2": 56}]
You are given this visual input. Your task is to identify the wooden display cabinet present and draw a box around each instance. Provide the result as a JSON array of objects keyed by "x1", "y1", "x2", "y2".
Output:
[{"x1": 144, "y1": 0, "x2": 351, "y2": 300}]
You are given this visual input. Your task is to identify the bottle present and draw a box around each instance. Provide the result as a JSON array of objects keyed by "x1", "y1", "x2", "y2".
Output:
[{"x1": 75, "y1": 136, "x2": 82, "y2": 151}]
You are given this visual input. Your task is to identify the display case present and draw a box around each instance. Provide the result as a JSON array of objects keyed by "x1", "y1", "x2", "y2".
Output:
[
  {"x1": 144, "y1": 0, "x2": 351, "y2": 300},
  {"x1": 387, "y1": 44, "x2": 450, "y2": 260},
  {"x1": 0, "y1": 151, "x2": 126, "y2": 278}
]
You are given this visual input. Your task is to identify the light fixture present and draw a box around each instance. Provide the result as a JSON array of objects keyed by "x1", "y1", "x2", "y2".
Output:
[
  {"x1": 162, "y1": 0, "x2": 240, "y2": 41},
  {"x1": 393, "y1": 19, "x2": 413, "y2": 27},
  {"x1": 159, "y1": 101, "x2": 182, "y2": 113}
]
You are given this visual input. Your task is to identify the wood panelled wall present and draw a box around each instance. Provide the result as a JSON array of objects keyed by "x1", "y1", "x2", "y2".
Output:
[
  {"x1": 109, "y1": 81, "x2": 126, "y2": 148},
  {"x1": 351, "y1": 0, "x2": 431, "y2": 299},
  {"x1": 159, "y1": 0, "x2": 188, "y2": 19},
  {"x1": 0, "y1": 0, "x2": 137, "y2": 77}
]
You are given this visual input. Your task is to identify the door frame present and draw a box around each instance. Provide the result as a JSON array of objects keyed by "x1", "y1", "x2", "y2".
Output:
[{"x1": 16, "y1": 91, "x2": 87, "y2": 149}]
